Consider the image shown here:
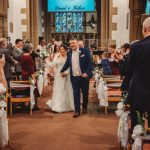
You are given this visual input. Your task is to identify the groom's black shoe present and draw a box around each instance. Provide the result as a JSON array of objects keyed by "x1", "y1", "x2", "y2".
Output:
[
  {"x1": 82, "y1": 109, "x2": 87, "y2": 114},
  {"x1": 73, "y1": 112, "x2": 80, "y2": 118}
]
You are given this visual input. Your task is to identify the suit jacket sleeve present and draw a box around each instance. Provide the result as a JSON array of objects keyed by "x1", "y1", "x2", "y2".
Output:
[
  {"x1": 5, "y1": 49, "x2": 15, "y2": 65},
  {"x1": 123, "y1": 44, "x2": 136, "y2": 91},
  {"x1": 12, "y1": 49, "x2": 22, "y2": 61},
  {"x1": 60, "y1": 52, "x2": 70, "y2": 73},
  {"x1": 85, "y1": 50, "x2": 93, "y2": 76}
]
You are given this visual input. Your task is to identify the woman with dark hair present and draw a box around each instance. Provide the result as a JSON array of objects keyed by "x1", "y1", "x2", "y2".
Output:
[
  {"x1": 46, "y1": 44, "x2": 74, "y2": 113},
  {"x1": 50, "y1": 44, "x2": 60, "y2": 60},
  {"x1": 108, "y1": 44, "x2": 119, "y2": 75},
  {"x1": 20, "y1": 44, "x2": 34, "y2": 80}
]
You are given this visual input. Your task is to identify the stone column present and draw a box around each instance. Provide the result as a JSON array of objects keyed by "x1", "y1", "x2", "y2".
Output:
[
  {"x1": 0, "y1": 0, "x2": 8, "y2": 38},
  {"x1": 129, "y1": 0, "x2": 146, "y2": 42},
  {"x1": 29, "y1": 0, "x2": 39, "y2": 47},
  {"x1": 100, "y1": 0, "x2": 109, "y2": 49}
]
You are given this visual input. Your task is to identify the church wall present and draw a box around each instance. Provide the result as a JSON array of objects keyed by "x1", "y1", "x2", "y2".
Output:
[
  {"x1": 8, "y1": 0, "x2": 27, "y2": 44},
  {"x1": 111, "y1": 0, "x2": 130, "y2": 48}
]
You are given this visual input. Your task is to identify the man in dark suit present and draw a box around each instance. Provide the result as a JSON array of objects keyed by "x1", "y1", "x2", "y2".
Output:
[
  {"x1": 0, "y1": 38, "x2": 15, "y2": 87},
  {"x1": 61, "y1": 38, "x2": 93, "y2": 118},
  {"x1": 124, "y1": 17, "x2": 150, "y2": 129},
  {"x1": 12, "y1": 39, "x2": 23, "y2": 80}
]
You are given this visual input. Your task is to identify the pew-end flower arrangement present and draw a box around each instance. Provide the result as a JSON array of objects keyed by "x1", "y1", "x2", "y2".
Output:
[
  {"x1": 116, "y1": 92, "x2": 130, "y2": 149},
  {"x1": 131, "y1": 111, "x2": 145, "y2": 150}
]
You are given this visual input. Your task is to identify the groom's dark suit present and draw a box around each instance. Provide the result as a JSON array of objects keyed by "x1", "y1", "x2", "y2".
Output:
[{"x1": 61, "y1": 48, "x2": 93, "y2": 113}]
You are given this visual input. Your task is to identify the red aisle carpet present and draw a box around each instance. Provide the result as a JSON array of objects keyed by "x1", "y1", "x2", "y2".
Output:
[{"x1": 4, "y1": 81, "x2": 147, "y2": 150}]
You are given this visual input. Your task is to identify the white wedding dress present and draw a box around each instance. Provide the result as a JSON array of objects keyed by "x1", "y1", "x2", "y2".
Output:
[{"x1": 46, "y1": 55, "x2": 74, "y2": 113}]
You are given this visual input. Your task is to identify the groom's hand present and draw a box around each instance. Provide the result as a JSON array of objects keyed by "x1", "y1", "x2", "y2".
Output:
[
  {"x1": 82, "y1": 73, "x2": 88, "y2": 78},
  {"x1": 60, "y1": 72, "x2": 66, "y2": 77}
]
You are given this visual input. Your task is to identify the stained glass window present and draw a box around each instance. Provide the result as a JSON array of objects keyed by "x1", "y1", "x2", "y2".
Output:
[
  {"x1": 55, "y1": 12, "x2": 84, "y2": 33},
  {"x1": 146, "y1": 0, "x2": 150, "y2": 14}
]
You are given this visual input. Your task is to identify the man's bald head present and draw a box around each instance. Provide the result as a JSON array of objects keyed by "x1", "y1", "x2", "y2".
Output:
[
  {"x1": 143, "y1": 17, "x2": 150, "y2": 37},
  {"x1": 78, "y1": 40, "x2": 84, "y2": 48}
]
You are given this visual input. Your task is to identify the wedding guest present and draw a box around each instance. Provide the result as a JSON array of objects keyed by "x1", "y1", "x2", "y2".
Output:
[
  {"x1": 12, "y1": 39, "x2": 23, "y2": 80},
  {"x1": 101, "y1": 52, "x2": 112, "y2": 75},
  {"x1": 47, "y1": 38, "x2": 56, "y2": 53},
  {"x1": 20, "y1": 44, "x2": 39, "y2": 110},
  {"x1": 36, "y1": 39, "x2": 46, "y2": 52},
  {"x1": 124, "y1": 17, "x2": 150, "y2": 130},
  {"x1": 0, "y1": 38, "x2": 15, "y2": 87},
  {"x1": 117, "y1": 43, "x2": 130, "y2": 79},
  {"x1": 53, "y1": 44, "x2": 60, "y2": 58},
  {"x1": 78, "y1": 40, "x2": 84, "y2": 48},
  {"x1": 108, "y1": 44, "x2": 119, "y2": 75},
  {"x1": 36, "y1": 39, "x2": 47, "y2": 70},
  {"x1": 20, "y1": 44, "x2": 34, "y2": 80}
]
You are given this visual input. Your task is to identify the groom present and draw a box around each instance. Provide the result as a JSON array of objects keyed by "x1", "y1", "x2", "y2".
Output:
[{"x1": 61, "y1": 38, "x2": 93, "y2": 118}]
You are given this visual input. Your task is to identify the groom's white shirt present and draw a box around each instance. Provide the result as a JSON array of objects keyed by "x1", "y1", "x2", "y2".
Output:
[{"x1": 72, "y1": 47, "x2": 82, "y2": 76}]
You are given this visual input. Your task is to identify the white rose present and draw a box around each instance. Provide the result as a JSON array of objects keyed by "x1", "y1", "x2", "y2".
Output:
[
  {"x1": 117, "y1": 102, "x2": 124, "y2": 110},
  {"x1": 133, "y1": 125, "x2": 143, "y2": 135},
  {"x1": 0, "y1": 101, "x2": 7, "y2": 108},
  {"x1": 115, "y1": 109, "x2": 123, "y2": 117}
]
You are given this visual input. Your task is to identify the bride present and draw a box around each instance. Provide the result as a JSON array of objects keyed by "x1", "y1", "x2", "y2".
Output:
[{"x1": 46, "y1": 45, "x2": 74, "y2": 113}]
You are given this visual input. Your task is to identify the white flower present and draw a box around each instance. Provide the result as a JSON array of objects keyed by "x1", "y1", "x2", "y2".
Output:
[
  {"x1": 31, "y1": 79, "x2": 35, "y2": 85},
  {"x1": 115, "y1": 109, "x2": 124, "y2": 117},
  {"x1": 39, "y1": 70, "x2": 44, "y2": 74},
  {"x1": 0, "y1": 101, "x2": 7, "y2": 108},
  {"x1": 117, "y1": 102, "x2": 124, "y2": 110},
  {"x1": 132, "y1": 125, "x2": 144, "y2": 140},
  {"x1": 99, "y1": 77, "x2": 103, "y2": 82}
]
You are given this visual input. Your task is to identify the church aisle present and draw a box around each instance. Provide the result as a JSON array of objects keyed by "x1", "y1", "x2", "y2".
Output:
[{"x1": 4, "y1": 83, "x2": 120, "y2": 150}]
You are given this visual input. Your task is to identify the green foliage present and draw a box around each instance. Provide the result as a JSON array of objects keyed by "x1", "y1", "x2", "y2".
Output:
[{"x1": 136, "y1": 111, "x2": 145, "y2": 127}]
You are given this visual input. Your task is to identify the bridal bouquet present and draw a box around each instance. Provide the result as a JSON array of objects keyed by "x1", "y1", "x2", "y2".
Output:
[{"x1": 39, "y1": 49, "x2": 50, "y2": 59}]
